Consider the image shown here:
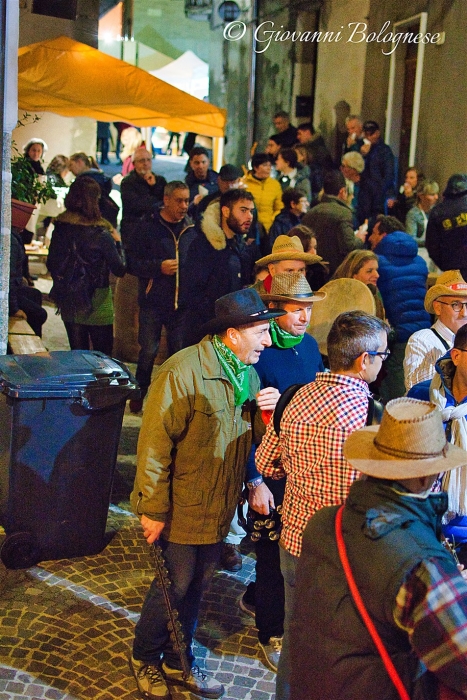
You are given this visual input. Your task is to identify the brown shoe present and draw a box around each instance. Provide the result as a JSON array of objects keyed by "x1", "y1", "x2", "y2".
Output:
[{"x1": 220, "y1": 542, "x2": 242, "y2": 572}]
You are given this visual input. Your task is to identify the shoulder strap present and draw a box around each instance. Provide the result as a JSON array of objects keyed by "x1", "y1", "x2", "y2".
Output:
[
  {"x1": 430, "y1": 327, "x2": 451, "y2": 351},
  {"x1": 335, "y1": 505, "x2": 410, "y2": 700},
  {"x1": 273, "y1": 383, "x2": 304, "y2": 437}
]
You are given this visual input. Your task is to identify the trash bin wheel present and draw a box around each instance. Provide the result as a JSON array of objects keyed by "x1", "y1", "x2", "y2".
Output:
[{"x1": 0, "y1": 531, "x2": 41, "y2": 569}]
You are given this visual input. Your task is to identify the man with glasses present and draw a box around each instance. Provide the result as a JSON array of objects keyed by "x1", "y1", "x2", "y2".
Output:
[
  {"x1": 256, "y1": 310, "x2": 389, "y2": 700},
  {"x1": 404, "y1": 270, "x2": 467, "y2": 391},
  {"x1": 408, "y1": 322, "x2": 467, "y2": 556},
  {"x1": 120, "y1": 148, "x2": 167, "y2": 235}
]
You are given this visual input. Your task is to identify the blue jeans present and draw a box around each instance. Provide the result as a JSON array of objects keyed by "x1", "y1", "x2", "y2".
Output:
[
  {"x1": 276, "y1": 547, "x2": 298, "y2": 700},
  {"x1": 133, "y1": 540, "x2": 222, "y2": 669},
  {"x1": 135, "y1": 306, "x2": 191, "y2": 394}
]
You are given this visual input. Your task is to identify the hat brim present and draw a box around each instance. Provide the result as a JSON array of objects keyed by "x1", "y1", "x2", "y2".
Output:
[
  {"x1": 260, "y1": 291, "x2": 327, "y2": 303},
  {"x1": 255, "y1": 252, "x2": 322, "y2": 266},
  {"x1": 344, "y1": 425, "x2": 467, "y2": 479},
  {"x1": 425, "y1": 284, "x2": 467, "y2": 314},
  {"x1": 200, "y1": 309, "x2": 286, "y2": 335}
]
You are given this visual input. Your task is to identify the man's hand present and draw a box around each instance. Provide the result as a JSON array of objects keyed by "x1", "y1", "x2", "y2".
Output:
[
  {"x1": 144, "y1": 172, "x2": 156, "y2": 186},
  {"x1": 110, "y1": 227, "x2": 121, "y2": 242},
  {"x1": 192, "y1": 193, "x2": 204, "y2": 205},
  {"x1": 256, "y1": 387, "x2": 281, "y2": 412},
  {"x1": 360, "y1": 142, "x2": 371, "y2": 156},
  {"x1": 141, "y1": 515, "x2": 165, "y2": 544},
  {"x1": 161, "y1": 259, "x2": 178, "y2": 275},
  {"x1": 248, "y1": 482, "x2": 275, "y2": 515}
]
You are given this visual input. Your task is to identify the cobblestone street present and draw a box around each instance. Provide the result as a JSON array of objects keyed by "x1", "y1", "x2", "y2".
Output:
[{"x1": 0, "y1": 407, "x2": 275, "y2": 700}]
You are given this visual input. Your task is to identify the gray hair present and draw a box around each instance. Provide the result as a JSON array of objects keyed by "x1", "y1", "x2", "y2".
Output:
[
  {"x1": 327, "y1": 311, "x2": 388, "y2": 371},
  {"x1": 342, "y1": 151, "x2": 365, "y2": 174}
]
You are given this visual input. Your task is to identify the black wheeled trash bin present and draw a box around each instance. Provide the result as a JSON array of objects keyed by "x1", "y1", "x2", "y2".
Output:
[{"x1": 0, "y1": 350, "x2": 139, "y2": 569}]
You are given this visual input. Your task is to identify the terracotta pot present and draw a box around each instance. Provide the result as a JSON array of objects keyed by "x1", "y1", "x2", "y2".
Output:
[{"x1": 11, "y1": 198, "x2": 36, "y2": 229}]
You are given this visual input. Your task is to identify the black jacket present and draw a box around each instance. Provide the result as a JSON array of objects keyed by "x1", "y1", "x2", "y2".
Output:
[
  {"x1": 120, "y1": 169, "x2": 167, "y2": 220},
  {"x1": 125, "y1": 208, "x2": 197, "y2": 313},
  {"x1": 47, "y1": 211, "x2": 126, "y2": 289},
  {"x1": 358, "y1": 139, "x2": 396, "y2": 223},
  {"x1": 426, "y1": 184, "x2": 467, "y2": 271},
  {"x1": 185, "y1": 168, "x2": 219, "y2": 202}
]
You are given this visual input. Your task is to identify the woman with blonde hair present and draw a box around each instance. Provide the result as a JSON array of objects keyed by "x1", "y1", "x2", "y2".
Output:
[{"x1": 333, "y1": 249, "x2": 385, "y2": 320}]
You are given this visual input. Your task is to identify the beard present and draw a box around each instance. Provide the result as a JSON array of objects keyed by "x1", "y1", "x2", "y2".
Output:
[{"x1": 226, "y1": 212, "x2": 249, "y2": 236}]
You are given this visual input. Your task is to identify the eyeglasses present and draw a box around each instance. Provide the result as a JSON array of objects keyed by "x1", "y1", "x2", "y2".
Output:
[
  {"x1": 437, "y1": 300, "x2": 467, "y2": 312},
  {"x1": 366, "y1": 349, "x2": 391, "y2": 361}
]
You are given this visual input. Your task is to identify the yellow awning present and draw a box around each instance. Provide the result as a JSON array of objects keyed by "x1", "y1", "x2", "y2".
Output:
[{"x1": 18, "y1": 36, "x2": 226, "y2": 137}]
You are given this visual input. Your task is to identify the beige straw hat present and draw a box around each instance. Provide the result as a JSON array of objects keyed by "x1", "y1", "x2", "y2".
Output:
[
  {"x1": 260, "y1": 271, "x2": 326, "y2": 304},
  {"x1": 307, "y1": 278, "x2": 376, "y2": 355},
  {"x1": 256, "y1": 235, "x2": 322, "y2": 266},
  {"x1": 344, "y1": 397, "x2": 467, "y2": 479},
  {"x1": 425, "y1": 270, "x2": 467, "y2": 314}
]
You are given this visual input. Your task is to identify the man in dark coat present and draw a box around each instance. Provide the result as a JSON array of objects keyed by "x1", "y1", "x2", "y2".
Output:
[
  {"x1": 185, "y1": 146, "x2": 218, "y2": 202},
  {"x1": 357, "y1": 120, "x2": 396, "y2": 224},
  {"x1": 426, "y1": 174, "x2": 467, "y2": 271},
  {"x1": 270, "y1": 111, "x2": 298, "y2": 148},
  {"x1": 290, "y1": 398, "x2": 467, "y2": 700},
  {"x1": 302, "y1": 170, "x2": 364, "y2": 276}
]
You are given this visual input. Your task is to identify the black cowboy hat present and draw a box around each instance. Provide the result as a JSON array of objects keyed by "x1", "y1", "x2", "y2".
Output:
[{"x1": 201, "y1": 288, "x2": 286, "y2": 335}]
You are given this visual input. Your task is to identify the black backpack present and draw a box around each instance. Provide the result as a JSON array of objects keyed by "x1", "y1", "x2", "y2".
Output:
[
  {"x1": 273, "y1": 383, "x2": 383, "y2": 436},
  {"x1": 50, "y1": 238, "x2": 95, "y2": 317}
]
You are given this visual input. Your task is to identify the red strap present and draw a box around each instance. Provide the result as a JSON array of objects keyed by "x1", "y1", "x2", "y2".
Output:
[{"x1": 335, "y1": 505, "x2": 410, "y2": 700}]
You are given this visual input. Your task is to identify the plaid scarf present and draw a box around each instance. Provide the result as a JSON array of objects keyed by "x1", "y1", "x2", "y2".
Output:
[{"x1": 212, "y1": 335, "x2": 250, "y2": 406}]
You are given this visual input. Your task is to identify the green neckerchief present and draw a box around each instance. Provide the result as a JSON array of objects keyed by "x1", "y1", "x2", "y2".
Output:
[
  {"x1": 269, "y1": 319, "x2": 302, "y2": 349},
  {"x1": 212, "y1": 335, "x2": 250, "y2": 406}
]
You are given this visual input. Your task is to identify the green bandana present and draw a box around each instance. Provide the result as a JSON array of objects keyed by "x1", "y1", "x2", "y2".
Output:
[
  {"x1": 269, "y1": 319, "x2": 302, "y2": 349},
  {"x1": 212, "y1": 335, "x2": 250, "y2": 406}
]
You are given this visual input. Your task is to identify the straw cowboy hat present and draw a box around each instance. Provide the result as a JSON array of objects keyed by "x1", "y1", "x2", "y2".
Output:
[
  {"x1": 256, "y1": 235, "x2": 322, "y2": 267},
  {"x1": 260, "y1": 271, "x2": 326, "y2": 304},
  {"x1": 307, "y1": 278, "x2": 376, "y2": 355},
  {"x1": 344, "y1": 397, "x2": 467, "y2": 479},
  {"x1": 425, "y1": 269, "x2": 467, "y2": 314},
  {"x1": 201, "y1": 288, "x2": 286, "y2": 335}
]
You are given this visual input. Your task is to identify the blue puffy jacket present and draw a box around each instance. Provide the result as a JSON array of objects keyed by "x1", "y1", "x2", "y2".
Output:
[{"x1": 375, "y1": 230, "x2": 430, "y2": 342}]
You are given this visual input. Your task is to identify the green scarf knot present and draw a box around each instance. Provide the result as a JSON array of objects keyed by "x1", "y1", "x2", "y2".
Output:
[
  {"x1": 212, "y1": 335, "x2": 250, "y2": 406},
  {"x1": 269, "y1": 319, "x2": 302, "y2": 349}
]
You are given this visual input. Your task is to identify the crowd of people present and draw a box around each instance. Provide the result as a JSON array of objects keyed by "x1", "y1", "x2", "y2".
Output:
[{"x1": 8, "y1": 112, "x2": 467, "y2": 700}]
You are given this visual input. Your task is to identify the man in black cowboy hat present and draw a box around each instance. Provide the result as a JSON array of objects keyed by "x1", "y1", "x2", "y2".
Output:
[
  {"x1": 129, "y1": 288, "x2": 285, "y2": 700},
  {"x1": 290, "y1": 398, "x2": 467, "y2": 700}
]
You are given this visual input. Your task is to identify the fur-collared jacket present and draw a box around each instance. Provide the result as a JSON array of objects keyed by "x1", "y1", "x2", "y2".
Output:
[{"x1": 186, "y1": 202, "x2": 258, "y2": 333}]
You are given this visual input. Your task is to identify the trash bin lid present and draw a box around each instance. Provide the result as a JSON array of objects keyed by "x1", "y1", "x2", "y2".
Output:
[{"x1": 0, "y1": 350, "x2": 137, "y2": 399}]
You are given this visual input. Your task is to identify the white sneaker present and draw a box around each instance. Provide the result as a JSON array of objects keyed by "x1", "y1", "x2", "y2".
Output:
[
  {"x1": 162, "y1": 662, "x2": 224, "y2": 698},
  {"x1": 259, "y1": 636, "x2": 282, "y2": 672},
  {"x1": 129, "y1": 656, "x2": 171, "y2": 699}
]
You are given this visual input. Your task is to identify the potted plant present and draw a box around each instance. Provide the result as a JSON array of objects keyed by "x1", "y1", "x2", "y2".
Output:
[{"x1": 11, "y1": 114, "x2": 56, "y2": 229}]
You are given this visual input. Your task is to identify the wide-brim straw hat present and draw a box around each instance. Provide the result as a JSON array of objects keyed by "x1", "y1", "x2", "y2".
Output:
[
  {"x1": 425, "y1": 269, "x2": 467, "y2": 314},
  {"x1": 344, "y1": 398, "x2": 467, "y2": 479},
  {"x1": 260, "y1": 271, "x2": 326, "y2": 304},
  {"x1": 201, "y1": 287, "x2": 286, "y2": 335},
  {"x1": 307, "y1": 278, "x2": 376, "y2": 355},
  {"x1": 256, "y1": 235, "x2": 322, "y2": 266}
]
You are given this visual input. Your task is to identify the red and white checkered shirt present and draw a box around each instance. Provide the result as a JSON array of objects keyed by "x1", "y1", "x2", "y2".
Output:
[{"x1": 255, "y1": 372, "x2": 371, "y2": 557}]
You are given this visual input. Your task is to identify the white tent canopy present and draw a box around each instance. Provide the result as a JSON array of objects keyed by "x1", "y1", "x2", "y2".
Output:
[{"x1": 150, "y1": 51, "x2": 209, "y2": 101}]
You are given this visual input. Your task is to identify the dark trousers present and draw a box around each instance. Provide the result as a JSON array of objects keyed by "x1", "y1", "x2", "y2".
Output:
[
  {"x1": 133, "y1": 540, "x2": 222, "y2": 668},
  {"x1": 253, "y1": 476, "x2": 286, "y2": 643},
  {"x1": 17, "y1": 286, "x2": 48, "y2": 337},
  {"x1": 135, "y1": 305, "x2": 192, "y2": 394},
  {"x1": 64, "y1": 322, "x2": 114, "y2": 355}
]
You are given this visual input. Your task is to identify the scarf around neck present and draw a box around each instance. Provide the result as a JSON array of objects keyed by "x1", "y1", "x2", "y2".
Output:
[
  {"x1": 430, "y1": 366, "x2": 467, "y2": 515},
  {"x1": 269, "y1": 319, "x2": 302, "y2": 349},
  {"x1": 212, "y1": 335, "x2": 250, "y2": 406}
]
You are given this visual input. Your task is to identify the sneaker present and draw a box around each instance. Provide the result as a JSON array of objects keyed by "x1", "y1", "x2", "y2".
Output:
[
  {"x1": 129, "y1": 656, "x2": 171, "y2": 699},
  {"x1": 259, "y1": 636, "x2": 282, "y2": 673},
  {"x1": 220, "y1": 542, "x2": 242, "y2": 571},
  {"x1": 129, "y1": 398, "x2": 144, "y2": 414},
  {"x1": 162, "y1": 663, "x2": 224, "y2": 699},
  {"x1": 238, "y1": 593, "x2": 255, "y2": 619}
]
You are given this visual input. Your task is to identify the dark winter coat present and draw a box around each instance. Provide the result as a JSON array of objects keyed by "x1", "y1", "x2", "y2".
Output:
[
  {"x1": 426, "y1": 176, "x2": 467, "y2": 271},
  {"x1": 358, "y1": 139, "x2": 396, "y2": 223},
  {"x1": 185, "y1": 168, "x2": 219, "y2": 202}
]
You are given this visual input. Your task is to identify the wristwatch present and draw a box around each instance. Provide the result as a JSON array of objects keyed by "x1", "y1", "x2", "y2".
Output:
[{"x1": 247, "y1": 477, "x2": 264, "y2": 490}]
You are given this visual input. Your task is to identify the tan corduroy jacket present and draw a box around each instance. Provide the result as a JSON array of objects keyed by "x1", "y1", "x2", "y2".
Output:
[{"x1": 131, "y1": 337, "x2": 260, "y2": 544}]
